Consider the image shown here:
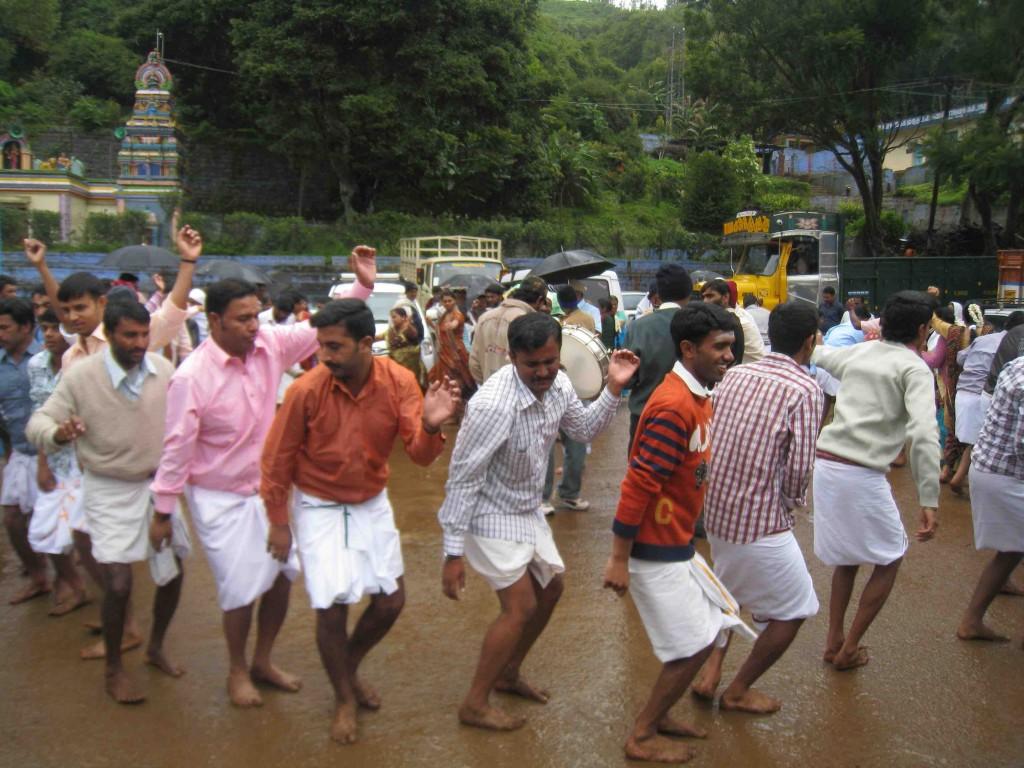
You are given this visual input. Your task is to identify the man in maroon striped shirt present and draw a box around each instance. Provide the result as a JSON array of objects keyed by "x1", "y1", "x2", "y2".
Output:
[{"x1": 692, "y1": 302, "x2": 823, "y2": 714}]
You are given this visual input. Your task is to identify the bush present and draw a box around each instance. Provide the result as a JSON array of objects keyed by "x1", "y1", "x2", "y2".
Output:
[
  {"x1": 681, "y1": 152, "x2": 741, "y2": 233},
  {"x1": 29, "y1": 210, "x2": 61, "y2": 244},
  {"x1": 0, "y1": 207, "x2": 29, "y2": 249},
  {"x1": 79, "y1": 211, "x2": 149, "y2": 251}
]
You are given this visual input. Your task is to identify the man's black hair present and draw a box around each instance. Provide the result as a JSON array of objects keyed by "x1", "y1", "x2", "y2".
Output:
[
  {"x1": 703, "y1": 278, "x2": 731, "y2": 297},
  {"x1": 822, "y1": 285, "x2": 836, "y2": 296},
  {"x1": 0, "y1": 297, "x2": 34, "y2": 328},
  {"x1": 273, "y1": 287, "x2": 307, "y2": 314},
  {"x1": 1005, "y1": 310, "x2": 1024, "y2": 330},
  {"x1": 655, "y1": 263, "x2": 692, "y2": 303},
  {"x1": 670, "y1": 302, "x2": 734, "y2": 360},
  {"x1": 0, "y1": 274, "x2": 16, "y2": 292},
  {"x1": 881, "y1": 290, "x2": 934, "y2": 344},
  {"x1": 484, "y1": 283, "x2": 504, "y2": 296},
  {"x1": 30, "y1": 283, "x2": 47, "y2": 298},
  {"x1": 597, "y1": 297, "x2": 612, "y2": 312},
  {"x1": 205, "y1": 279, "x2": 258, "y2": 316},
  {"x1": 57, "y1": 272, "x2": 105, "y2": 302},
  {"x1": 508, "y1": 312, "x2": 561, "y2": 355},
  {"x1": 556, "y1": 284, "x2": 578, "y2": 309},
  {"x1": 38, "y1": 308, "x2": 60, "y2": 326},
  {"x1": 310, "y1": 298, "x2": 376, "y2": 340},
  {"x1": 102, "y1": 297, "x2": 150, "y2": 335},
  {"x1": 510, "y1": 284, "x2": 543, "y2": 305},
  {"x1": 855, "y1": 304, "x2": 872, "y2": 321},
  {"x1": 742, "y1": 293, "x2": 758, "y2": 309},
  {"x1": 769, "y1": 302, "x2": 818, "y2": 356}
]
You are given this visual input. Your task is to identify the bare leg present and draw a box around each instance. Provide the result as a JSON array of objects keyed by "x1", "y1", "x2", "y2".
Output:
[
  {"x1": 824, "y1": 566, "x2": 858, "y2": 663},
  {"x1": 832, "y1": 559, "x2": 902, "y2": 670},
  {"x1": 101, "y1": 563, "x2": 144, "y2": 704},
  {"x1": 495, "y1": 574, "x2": 563, "y2": 703},
  {"x1": 950, "y1": 446, "x2": 971, "y2": 492},
  {"x1": 691, "y1": 634, "x2": 730, "y2": 701},
  {"x1": 957, "y1": 551, "x2": 1023, "y2": 641},
  {"x1": 625, "y1": 645, "x2": 714, "y2": 763},
  {"x1": 250, "y1": 573, "x2": 301, "y2": 694},
  {"x1": 4, "y1": 506, "x2": 49, "y2": 602},
  {"x1": 76, "y1": 531, "x2": 141, "y2": 659},
  {"x1": 1000, "y1": 564, "x2": 1024, "y2": 596},
  {"x1": 720, "y1": 619, "x2": 803, "y2": 713},
  {"x1": 48, "y1": 553, "x2": 89, "y2": 616},
  {"x1": 316, "y1": 604, "x2": 358, "y2": 744},
  {"x1": 346, "y1": 577, "x2": 405, "y2": 710},
  {"x1": 223, "y1": 601, "x2": 262, "y2": 706},
  {"x1": 145, "y1": 558, "x2": 184, "y2": 677},
  {"x1": 459, "y1": 573, "x2": 538, "y2": 731}
]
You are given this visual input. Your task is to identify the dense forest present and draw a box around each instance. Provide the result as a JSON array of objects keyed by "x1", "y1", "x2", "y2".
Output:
[{"x1": 1, "y1": 0, "x2": 1021, "y2": 256}]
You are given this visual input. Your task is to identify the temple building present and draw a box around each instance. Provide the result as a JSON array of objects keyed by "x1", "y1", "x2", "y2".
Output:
[{"x1": 0, "y1": 50, "x2": 182, "y2": 246}]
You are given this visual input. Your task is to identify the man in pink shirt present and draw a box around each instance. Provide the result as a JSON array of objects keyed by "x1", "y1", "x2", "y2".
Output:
[{"x1": 150, "y1": 246, "x2": 375, "y2": 708}]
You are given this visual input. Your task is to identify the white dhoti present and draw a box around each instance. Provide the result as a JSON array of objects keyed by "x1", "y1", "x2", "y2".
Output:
[
  {"x1": 293, "y1": 489, "x2": 403, "y2": 610},
  {"x1": 629, "y1": 552, "x2": 756, "y2": 663},
  {"x1": 0, "y1": 450, "x2": 39, "y2": 514},
  {"x1": 186, "y1": 485, "x2": 300, "y2": 611},
  {"x1": 954, "y1": 391, "x2": 985, "y2": 444},
  {"x1": 83, "y1": 471, "x2": 191, "y2": 572},
  {"x1": 969, "y1": 465, "x2": 1024, "y2": 552},
  {"x1": 465, "y1": 513, "x2": 565, "y2": 592},
  {"x1": 812, "y1": 459, "x2": 907, "y2": 566},
  {"x1": 27, "y1": 469, "x2": 81, "y2": 556},
  {"x1": 709, "y1": 530, "x2": 819, "y2": 631}
]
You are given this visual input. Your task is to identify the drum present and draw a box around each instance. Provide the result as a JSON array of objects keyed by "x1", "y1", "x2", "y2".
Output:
[{"x1": 561, "y1": 325, "x2": 609, "y2": 399}]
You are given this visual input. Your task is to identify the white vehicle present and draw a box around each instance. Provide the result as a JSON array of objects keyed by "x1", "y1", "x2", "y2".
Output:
[
  {"x1": 620, "y1": 291, "x2": 647, "y2": 321},
  {"x1": 328, "y1": 278, "x2": 435, "y2": 370}
]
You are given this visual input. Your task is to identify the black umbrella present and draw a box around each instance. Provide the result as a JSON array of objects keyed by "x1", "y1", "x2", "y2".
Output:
[
  {"x1": 196, "y1": 260, "x2": 272, "y2": 285},
  {"x1": 526, "y1": 249, "x2": 613, "y2": 282},
  {"x1": 440, "y1": 272, "x2": 496, "y2": 301},
  {"x1": 100, "y1": 244, "x2": 179, "y2": 270},
  {"x1": 689, "y1": 269, "x2": 726, "y2": 286}
]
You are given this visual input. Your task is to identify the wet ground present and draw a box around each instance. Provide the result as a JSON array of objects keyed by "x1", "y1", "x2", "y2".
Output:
[{"x1": 1, "y1": 407, "x2": 1022, "y2": 768}]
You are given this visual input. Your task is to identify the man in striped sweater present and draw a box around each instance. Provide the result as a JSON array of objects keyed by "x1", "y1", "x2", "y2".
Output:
[
  {"x1": 604, "y1": 303, "x2": 753, "y2": 764},
  {"x1": 694, "y1": 302, "x2": 823, "y2": 714}
]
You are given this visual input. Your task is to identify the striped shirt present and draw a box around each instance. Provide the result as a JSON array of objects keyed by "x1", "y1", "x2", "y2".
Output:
[
  {"x1": 973, "y1": 357, "x2": 1024, "y2": 481},
  {"x1": 438, "y1": 364, "x2": 619, "y2": 556},
  {"x1": 704, "y1": 353, "x2": 823, "y2": 544}
]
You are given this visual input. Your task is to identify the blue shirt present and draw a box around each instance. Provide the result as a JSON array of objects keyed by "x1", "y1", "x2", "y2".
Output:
[
  {"x1": 823, "y1": 323, "x2": 864, "y2": 348},
  {"x1": 103, "y1": 347, "x2": 156, "y2": 401},
  {"x1": 0, "y1": 341, "x2": 43, "y2": 455},
  {"x1": 818, "y1": 301, "x2": 843, "y2": 332}
]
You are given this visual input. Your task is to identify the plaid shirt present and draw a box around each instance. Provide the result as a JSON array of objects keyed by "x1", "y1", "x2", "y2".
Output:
[
  {"x1": 438, "y1": 365, "x2": 619, "y2": 556},
  {"x1": 973, "y1": 356, "x2": 1024, "y2": 481},
  {"x1": 704, "y1": 353, "x2": 823, "y2": 544}
]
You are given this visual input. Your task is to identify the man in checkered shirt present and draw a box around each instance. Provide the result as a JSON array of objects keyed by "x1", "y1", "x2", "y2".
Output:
[
  {"x1": 693, "y1": 302, "x2": 823, "y2": 714},
  {"x1": 438, "y1": 312, "x2": 639, "y2": 732}
]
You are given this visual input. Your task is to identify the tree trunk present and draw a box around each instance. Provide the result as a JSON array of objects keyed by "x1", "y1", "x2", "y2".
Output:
[
  {"x1": 338, "y1": 175, "x2": 357, "y2": 225},
  {"x1": 297, "y1": 163, "x2": 307, "y2": 219},
  {"x1": 971, "y1": 185, "x2": 998, "y2": 255},
  {"x1": 1003, "y1": 180, "x2": 1021, "y2": 248}
]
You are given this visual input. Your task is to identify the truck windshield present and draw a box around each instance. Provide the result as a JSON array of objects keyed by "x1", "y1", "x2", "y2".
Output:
[
  {"x1": 432, "y1": 262, "x2": 502, "y2": 286},
  {"x1": 735, "y1": 243, "x2": 780, "y2": 277}
]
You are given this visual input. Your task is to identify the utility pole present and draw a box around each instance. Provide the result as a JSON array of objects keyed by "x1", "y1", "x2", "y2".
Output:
[
  {"x1": 679, "y1": 26, "x2": 686, "y2": 112},
  {"x1": 663, "y1": 28, "x2": 676, "y2": 159},
  {"x1": 926, "y1": 80, "x2": 952, "y2": 254}
]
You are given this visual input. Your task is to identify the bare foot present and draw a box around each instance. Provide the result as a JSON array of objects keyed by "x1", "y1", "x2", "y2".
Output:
[
  {"x1": 949, "y1": 481, "x2": 966, "y2": 496},
  {"x1": 690, "y1": 669, "x2": 720, "y2": 702},
  {"x1": 227, "y1": 669, "x2": 263, "y2": 708},
  {"x1": 494, "y1": 673, "x2": 550, "y2": 703},
  {"x1": 330, "y1": 702, "x2": 358, "y2": 744},
  {"x1": 49, "y1": 589, "x2": 90, "y2": 617},
  {"x1": 957, "y1": 621, "x2": 1009, "y2": 642},
  {"x1": 656, "y1": 716, "x2": 707, "y2": 739},
  {"x1": 9, "y1": 580, "x2": 51, "y2": 605},
  {"x1": 832, "y1": 645, "x2": 870, "y2": 671},
  {"x1": 721, "y1": 687, "x2": 782, "y2": 714},
  {"x1": 251, "y1": 663, "x2": 302, "y2": 693},
  {"x1": 352, "y1": 676, "x2": 380, "y2": 710},
  {"x1": 1000, "y1": 579, "x2": 1024, "y2": 597},
  {"x1": 146, "y1": 648, "x2": 186, "y2": 677},
  {"x1": 822, "y1": 636, "x2": 845, "y2": 664},
  {"x1": 81, "y1": 631, "x2": 143, "y2": 660},
  {"x1": 625, "y1": 733, "x2": 696, "y2": 763},
  {"x1": 458, "y1": 703, "x2": 527, "y2": 731},
  {"x1": 83, "y1": 619, "x2": 103, "y2": 634},
  {"x1": 105, "y1": 668, "x2": 146, "y2": 704}
]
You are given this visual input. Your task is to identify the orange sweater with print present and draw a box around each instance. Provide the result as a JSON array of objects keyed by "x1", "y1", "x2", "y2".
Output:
[{"x1": 613, "y1": 371, "x2": 712, "y2": 561}]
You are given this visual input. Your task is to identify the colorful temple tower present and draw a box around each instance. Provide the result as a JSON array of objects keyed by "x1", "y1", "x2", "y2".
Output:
[{"x1": 116, "y1": 50, "x2": 182, "y2": 246}]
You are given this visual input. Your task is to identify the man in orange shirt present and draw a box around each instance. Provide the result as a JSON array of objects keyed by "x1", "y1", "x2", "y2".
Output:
[
  {"x1": 604, "y1": 303, "x2": 754, "y2": 764},
  {"x1": 261, "y1": 298, "x2": 460, "y2": 745}
]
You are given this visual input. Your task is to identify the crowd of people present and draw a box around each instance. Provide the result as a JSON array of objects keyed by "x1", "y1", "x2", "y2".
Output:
[{"x1": 0, "y1": 229, "x2": 1021, "y2": 763}]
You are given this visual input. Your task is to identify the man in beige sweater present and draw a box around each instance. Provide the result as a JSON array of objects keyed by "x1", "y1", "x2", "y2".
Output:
[
  {"x1": 468, "y1": 277, "x2": 547, "y2": 385},
  {"x1": 810, "y1": 290, "x2": 939, "y2": 671},
  {"x1": 27, "y1": 300, "x2": 190, "y2": 704}
]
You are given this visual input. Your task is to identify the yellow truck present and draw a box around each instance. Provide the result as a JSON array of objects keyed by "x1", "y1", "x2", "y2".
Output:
[{"x1": 398, "y1": 235, "x2": 505, "y2": 301}]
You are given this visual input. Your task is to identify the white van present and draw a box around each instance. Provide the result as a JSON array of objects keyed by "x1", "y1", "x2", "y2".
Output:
[{"x1": 328, "y1": 277, "x2": 435, "y2": 371}]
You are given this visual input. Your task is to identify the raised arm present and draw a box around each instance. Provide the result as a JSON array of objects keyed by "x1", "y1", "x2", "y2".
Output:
[
  {"x1": 23, "y1": 239, "x2": 63, "y2": 323},
  {"x1": 167, "y1": 225, "x2": 203, "y2": 310}
]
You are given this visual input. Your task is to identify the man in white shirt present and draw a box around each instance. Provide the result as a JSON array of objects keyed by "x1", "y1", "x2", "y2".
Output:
[{"x1": 438, "y1": 313, "x2": 638, "y2": 732}]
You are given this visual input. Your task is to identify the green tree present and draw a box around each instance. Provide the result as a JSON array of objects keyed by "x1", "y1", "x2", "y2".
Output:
[
  {"x1": 680, "y1": 151, "x2": 740, "y2": 231},
  {"x1": 47, "y1": 30, "x2": 138, "y2": 103}
]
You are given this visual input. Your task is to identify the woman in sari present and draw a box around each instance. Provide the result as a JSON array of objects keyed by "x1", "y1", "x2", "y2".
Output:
[
  {"x1": 429, "y1": 289, "x2": 476, "y2": 397},
  {"x1": 930, "y1": 305, "x2": 971, "y2": 486},
  {"x1": 380, "y1": 304, "x2": 422, "y2": 383}
]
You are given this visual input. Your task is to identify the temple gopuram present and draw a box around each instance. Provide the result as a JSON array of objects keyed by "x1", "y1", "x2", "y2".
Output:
[{"x1": 0, "y1": 50, "x2": 182, "y2": 246}]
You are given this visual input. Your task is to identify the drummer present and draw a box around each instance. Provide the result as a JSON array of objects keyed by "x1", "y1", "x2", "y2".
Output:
[{"x1": 542, "y1": 286, "x2": 599, "y2": 515}]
